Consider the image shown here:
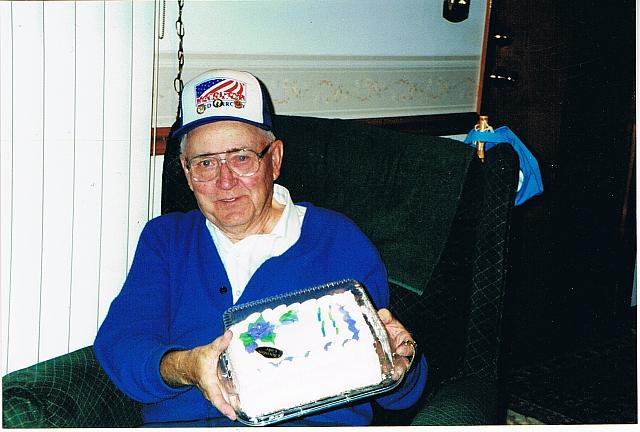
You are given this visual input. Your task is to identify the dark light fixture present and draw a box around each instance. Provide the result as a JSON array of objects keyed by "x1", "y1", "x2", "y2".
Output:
[{"x1": 443, "y1": 0, "x2": 470, "y2": 23}]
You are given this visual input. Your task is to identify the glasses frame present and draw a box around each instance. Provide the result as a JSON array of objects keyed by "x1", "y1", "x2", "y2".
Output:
[{"x1": 185, "y1": 143, "x2": 272, "y2": 182}]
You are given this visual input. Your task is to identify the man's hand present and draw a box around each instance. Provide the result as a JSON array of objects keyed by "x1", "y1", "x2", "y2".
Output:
[
  {"x1": 377, "y1": 308, "x2": 417, "y2": 381},
  {"x1": 160, "y1": 330, "x2": 237, "y2": 420}
]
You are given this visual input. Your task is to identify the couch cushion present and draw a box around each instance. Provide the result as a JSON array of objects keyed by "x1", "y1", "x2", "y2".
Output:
[
  {"x1": 410, "y1": 376, "x2": 503, "y2": 425},
  {"x1": 2, "y1": 347, "x2": 142, "y2": 428}
]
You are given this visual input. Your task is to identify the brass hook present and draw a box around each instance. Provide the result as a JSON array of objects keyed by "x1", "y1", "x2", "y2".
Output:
[{"x1": 475, "y1": 115, "x2": 492, "y2": 162}]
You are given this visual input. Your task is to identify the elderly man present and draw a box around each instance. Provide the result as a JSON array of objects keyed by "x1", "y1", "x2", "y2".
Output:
[{"x1": 94, "y1": 69, "x2": 427, "y2": 427}]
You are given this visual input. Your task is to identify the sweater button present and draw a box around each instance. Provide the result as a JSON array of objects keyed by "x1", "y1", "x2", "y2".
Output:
[{"x1": 219, "y1": 286, "x2": 228, "y2": 294}]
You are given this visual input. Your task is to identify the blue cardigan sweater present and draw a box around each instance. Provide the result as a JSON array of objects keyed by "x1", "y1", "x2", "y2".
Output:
[{"x1": 94, "y1": 203, "x2": 427, "y2": 426}]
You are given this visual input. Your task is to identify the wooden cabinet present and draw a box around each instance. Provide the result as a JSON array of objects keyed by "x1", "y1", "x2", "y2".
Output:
[{"x1": 480, "y1": 0, "x2": 636, "y2": 366}]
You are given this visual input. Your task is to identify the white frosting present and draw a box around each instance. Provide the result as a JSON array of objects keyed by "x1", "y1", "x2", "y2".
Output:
[{"x1": 226, "y1": 291, "x2": 383, "y2": 419}]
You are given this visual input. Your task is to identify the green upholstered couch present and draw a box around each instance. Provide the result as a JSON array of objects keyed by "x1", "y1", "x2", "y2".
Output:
[{"x1": 2, "y1": 115, "x2": 518, "y2": 427}]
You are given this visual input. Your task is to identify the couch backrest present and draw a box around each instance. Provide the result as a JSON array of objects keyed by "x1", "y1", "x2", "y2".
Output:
[{"x1": 273, "y1": 115, "x2": 476, "y2": 295}]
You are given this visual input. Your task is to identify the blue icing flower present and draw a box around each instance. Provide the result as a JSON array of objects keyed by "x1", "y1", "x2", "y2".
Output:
[
  {"x1": 240, "y1": 314, "x2": 277, "y2": 352},
  {"x1": 247, "y1": 318, "x2": 276, "y2": 340}
]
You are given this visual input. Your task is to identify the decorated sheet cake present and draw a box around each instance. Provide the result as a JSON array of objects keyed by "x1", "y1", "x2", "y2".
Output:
[{"x1": 219, "y1": 279, "x2": 399, "y2": 425}]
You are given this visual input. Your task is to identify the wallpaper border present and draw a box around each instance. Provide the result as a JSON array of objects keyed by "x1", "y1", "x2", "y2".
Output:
[{"x1": 155, "y1": 53, "x2": 481, "y2": 126}]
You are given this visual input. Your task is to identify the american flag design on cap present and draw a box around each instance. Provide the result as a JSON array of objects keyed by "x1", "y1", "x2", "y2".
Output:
[{"x1": 195, "y1": 77, "x2": 246, "y2": 113}]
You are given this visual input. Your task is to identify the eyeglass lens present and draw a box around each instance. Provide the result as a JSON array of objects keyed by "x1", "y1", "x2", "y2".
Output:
[{"x1": 189, "y1": 149, "x2": 261, "y2": 181}]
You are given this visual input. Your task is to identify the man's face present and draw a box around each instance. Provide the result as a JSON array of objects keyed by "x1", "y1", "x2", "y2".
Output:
[{"x1": 180, "y1": 121, "x2": 283, "y2": 240}]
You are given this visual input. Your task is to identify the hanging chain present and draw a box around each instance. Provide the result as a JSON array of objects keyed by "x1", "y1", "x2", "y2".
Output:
[
  {"x1": 158, "y1": 0, "x2": 167, "y2": 39},
  {"x1": 174, "y1": 0, "x2": 185, "y2": 120}
]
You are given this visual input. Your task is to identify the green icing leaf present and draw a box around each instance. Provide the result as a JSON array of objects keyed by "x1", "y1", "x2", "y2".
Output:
[
  {"x1": 278, "y1": 310, "x2": 298, "y2": 324},
  {"x1": 239, "y1": 332, "x2": 255, "y2": 347},
  {"x1": 260, "y1": 331, "x2": 276, "y2": 344}
]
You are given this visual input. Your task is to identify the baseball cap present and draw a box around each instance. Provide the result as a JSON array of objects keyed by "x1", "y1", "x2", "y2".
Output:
[{"x1": 171, "y1": 69, "x2": 273, "y2": 138}]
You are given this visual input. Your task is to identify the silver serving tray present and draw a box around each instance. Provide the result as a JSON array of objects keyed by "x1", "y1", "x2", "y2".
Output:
[{"x1": 218, "y1": 279, "x2": 401, "y2": 426}]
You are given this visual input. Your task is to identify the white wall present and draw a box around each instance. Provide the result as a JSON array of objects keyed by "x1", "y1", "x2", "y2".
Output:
[
  {"x1": 159, "y1": 0, "x2": 487, "y2": 56},
  {"x1": 155, "y1": 0, "x2": 489, "y2": 125}
]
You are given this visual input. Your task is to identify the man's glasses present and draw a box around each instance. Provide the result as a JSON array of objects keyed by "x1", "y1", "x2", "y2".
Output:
[{"x1": 185, "y1": 144, "x2": 272, "y2": 182}]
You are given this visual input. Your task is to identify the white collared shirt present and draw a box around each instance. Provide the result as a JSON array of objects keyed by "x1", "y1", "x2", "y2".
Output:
[{"x1": 206, "y1": 184, "x2": 307, "y2": 303}]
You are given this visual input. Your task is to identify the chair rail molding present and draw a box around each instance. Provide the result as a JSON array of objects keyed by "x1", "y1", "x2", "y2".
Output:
[{"x1": 156, "y1": 53, "x2": 481, "y2": 127}]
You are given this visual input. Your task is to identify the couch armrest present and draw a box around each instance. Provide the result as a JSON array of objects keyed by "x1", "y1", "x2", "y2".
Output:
[{"x1": 2, "y1": 346, "x2": 142, "y2": 428}]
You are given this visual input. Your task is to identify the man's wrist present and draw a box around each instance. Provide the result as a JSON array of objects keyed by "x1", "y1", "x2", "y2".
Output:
[{"x1": 160, "y1": 349, "x2": 193, "y2": 388}]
